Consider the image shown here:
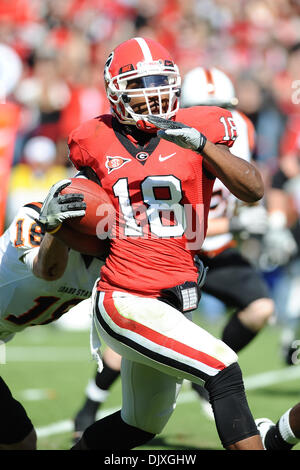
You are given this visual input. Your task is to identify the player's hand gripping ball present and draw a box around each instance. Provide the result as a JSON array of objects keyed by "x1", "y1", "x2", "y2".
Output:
[{"x1": 60, "y1": 178, "x2": 115, "y2": 238}]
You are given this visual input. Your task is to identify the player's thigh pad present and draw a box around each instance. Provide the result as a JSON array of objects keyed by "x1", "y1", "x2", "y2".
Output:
[
  {"x1": 0, "y1": 376, "x2": 34, "y2": 444},
  {"x1": 94, "y1": 290, "x2": 237, "y2": 384},
  {"x1": 120, "y1": 358, "x2": 182, "y2": 434}
]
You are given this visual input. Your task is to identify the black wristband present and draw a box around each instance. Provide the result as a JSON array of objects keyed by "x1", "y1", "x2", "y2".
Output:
[{"x1": 197, "y1": 133, "x2": 207, "y2": 153}]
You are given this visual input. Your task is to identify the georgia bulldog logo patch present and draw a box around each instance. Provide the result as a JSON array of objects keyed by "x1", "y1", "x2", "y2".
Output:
[
  {"x1": 105, "y1": 156, "x2": 131, "y2": 174},
  {"x1": 136, "y1": 151, "x2": 149, "y2": 162}
]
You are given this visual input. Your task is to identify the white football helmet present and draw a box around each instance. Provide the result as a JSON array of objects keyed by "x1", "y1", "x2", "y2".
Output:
[
  {"x1": 181, "y1": 67, "x2": 238, "y2": 108},
  {"x1": 104, "y1": 37, "x2": 181, "y2": 131}
]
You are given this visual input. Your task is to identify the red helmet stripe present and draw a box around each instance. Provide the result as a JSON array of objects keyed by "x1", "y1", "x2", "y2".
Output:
[{"x1": 204, "y1": 69, "x2": 215, "y2": 95}]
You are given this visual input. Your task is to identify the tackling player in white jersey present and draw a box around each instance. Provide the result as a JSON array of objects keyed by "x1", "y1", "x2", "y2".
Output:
[
  {"x1": 0, "y1": 185, "x2": 106, "y2": 449},
  {"x1": 0, "y1": 202, "x2": 103, "y2": 342}
]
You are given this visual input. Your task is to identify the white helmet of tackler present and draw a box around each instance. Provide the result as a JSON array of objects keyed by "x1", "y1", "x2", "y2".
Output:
[{"x1": 181, "y1": 66, "x2": 238, "y2": 108}]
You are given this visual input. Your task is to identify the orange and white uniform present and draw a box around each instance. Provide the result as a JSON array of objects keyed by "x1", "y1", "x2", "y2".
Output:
[{"x1": 0, "y1": 203, "x2": 103, "y2": 342}]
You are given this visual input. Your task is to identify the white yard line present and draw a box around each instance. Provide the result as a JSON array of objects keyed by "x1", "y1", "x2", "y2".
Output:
[
  {"x1": 35, "y1": 365, "x2": 300, "y2": 439},
  {"x1": 19, "y1": 388, "x2": 56, "y2": 401},
  {"x1": 6, "y1": 346, "x2": 90, "y2": 362},
  {"x1": 244, "y1": 365, "x2": 300, "y2": 390},
  {"x1": 37, "y1": 407, "x2": 120, "y2": 438}
]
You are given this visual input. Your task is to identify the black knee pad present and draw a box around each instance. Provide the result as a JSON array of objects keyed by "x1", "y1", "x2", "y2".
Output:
[
  {"x1": 204, "y1": 363, "x2": 259, "y2": 448},
  {"x1": 0, "y1": 377, "x2": 34, "y2": 445},
  {"x1": 82, "y1": 410, "x2": 155, "y2": 450}
]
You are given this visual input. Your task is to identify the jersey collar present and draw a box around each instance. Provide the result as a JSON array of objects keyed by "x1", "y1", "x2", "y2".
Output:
[{"x1": 112, "y1": 118, "x2": 160, "y2": 165}]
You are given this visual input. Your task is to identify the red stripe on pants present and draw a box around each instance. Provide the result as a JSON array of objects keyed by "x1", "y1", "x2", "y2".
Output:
[{"x1": 102, "y1": 292, "x2": 226, "y2": 371}]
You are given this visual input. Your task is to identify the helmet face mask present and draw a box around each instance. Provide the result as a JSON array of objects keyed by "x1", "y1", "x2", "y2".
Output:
[{"x1": 104, "y1": 38, "x2": 181, "y2": 129}]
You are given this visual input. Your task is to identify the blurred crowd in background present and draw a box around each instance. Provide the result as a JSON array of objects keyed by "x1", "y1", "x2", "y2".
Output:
[{"x1": 1, "y1": 0, "x2": 300, "y2": 350}]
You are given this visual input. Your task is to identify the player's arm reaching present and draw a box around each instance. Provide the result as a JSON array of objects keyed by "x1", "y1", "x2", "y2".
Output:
[
  {"x1": 203, "y1": 142, "x2": 263, "y2": 202},
  {"x1": 28, "y1": 181, "x2": 86, "y2": 280},
  {"x1": 32, "y1": 232, "x2": 69, "y2": 281},
  {"x1": 147, "y1": 115, "x2": 264, "y2": 203},
  {"x1": 7, "y1": 200, "x2": 79, "y2": 282},
  {"x1": 37, "y1": 177, "x2": 109, "y2": 256},
  {"x1": 30, "y1": 179, "x2": 86, "y2": 280}
]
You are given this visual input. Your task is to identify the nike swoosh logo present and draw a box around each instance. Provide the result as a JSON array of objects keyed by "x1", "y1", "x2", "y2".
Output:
[{"x1": 158, "y1": 152, "x2": 176, "y2": 162}]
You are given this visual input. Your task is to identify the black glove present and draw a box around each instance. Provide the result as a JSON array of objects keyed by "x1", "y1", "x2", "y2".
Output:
[{"x1": 39, "y1": 179, "x2": 86, "y2": 232}]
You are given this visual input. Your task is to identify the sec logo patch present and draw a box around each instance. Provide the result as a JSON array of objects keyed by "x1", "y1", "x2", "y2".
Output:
[{"x1": 105, "y1": 156, "x2": 131, "y2": 174}]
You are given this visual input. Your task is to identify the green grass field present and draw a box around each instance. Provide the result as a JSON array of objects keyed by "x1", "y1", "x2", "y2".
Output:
[{"x1": 1, "y1": 311, "x2": 300, "y2": 451}]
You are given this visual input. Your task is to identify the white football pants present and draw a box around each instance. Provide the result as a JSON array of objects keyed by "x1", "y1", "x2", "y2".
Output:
[{"x1": 93, "y1": 289, "x2": 237, "y2": 434}]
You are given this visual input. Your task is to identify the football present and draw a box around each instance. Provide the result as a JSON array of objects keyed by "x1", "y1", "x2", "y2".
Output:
[
  {"x1": 56, "y1": 223, "x2": 110, "y2": 257},
  {"x1": 60, "y1": 178, "x2": 115, "y2": 238}
]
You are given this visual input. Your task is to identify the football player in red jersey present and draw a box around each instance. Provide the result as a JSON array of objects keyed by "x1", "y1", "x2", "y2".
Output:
[
  {"x1": 72, "y1": 67, "x2": 274, "y2": 438},
  {"x1": 40, "y1": 37, "x2": 264, "y2": 450}
]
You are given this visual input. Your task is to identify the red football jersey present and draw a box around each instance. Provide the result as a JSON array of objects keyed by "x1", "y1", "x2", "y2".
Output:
[{"x1": 68, "y1": 106, "x2": 236, "y2": 297}]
